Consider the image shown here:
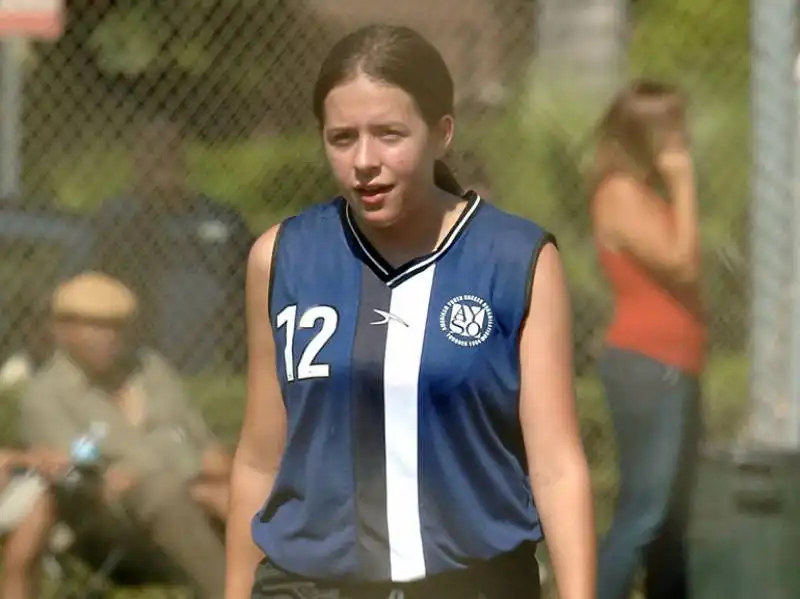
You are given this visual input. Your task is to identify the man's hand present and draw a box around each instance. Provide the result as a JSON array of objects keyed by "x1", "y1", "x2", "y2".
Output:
[{"x1": 103, "y1": 464, "x2": 139, "y2": 501}]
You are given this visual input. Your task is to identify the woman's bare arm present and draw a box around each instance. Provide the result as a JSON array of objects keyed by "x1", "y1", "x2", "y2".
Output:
[
  {"x1": 225, "y1": 225, "x2": 287, "y2": 599},
  {"x1": 519, "y1": 243, "x2": 596, "y2": 599},
  {"x1": 595, "y1": 168, "x2": 699, "y2": 287}
]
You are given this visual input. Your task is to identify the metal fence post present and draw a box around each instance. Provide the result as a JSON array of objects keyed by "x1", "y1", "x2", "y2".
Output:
[
  {"x1": 749, "y1": 0, "x2": 797, "y2": 448},
  {"x1": 791, "y1": 52, "x2": 800, "y2": 450}
]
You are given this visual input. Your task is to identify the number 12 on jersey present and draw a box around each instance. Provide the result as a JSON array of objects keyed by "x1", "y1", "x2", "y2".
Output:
[{"x1": 275, "y1": 304, "x2": 338, "y2": 381}]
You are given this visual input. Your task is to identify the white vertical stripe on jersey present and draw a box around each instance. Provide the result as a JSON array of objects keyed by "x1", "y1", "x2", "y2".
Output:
[{"x1": 382, "y1": 265, "x2": 435, "y2": 581}]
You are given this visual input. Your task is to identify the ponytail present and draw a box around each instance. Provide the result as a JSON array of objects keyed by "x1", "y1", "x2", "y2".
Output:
[{"x1": 433, "y1": 159, "x2": 464, "y2": 196}]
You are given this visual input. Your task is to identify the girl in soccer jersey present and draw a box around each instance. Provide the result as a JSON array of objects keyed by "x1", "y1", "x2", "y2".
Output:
[{"x1": 226, "y1": 24, "x2": 596, "y2": 599}]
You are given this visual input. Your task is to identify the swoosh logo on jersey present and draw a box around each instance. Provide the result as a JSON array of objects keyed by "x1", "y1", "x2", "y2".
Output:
[{"x1": 370, "y1": 309, "x2": 409, "y2": 327}]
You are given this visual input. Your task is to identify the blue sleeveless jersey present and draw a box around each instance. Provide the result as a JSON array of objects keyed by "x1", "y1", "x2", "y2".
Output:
[{"x1": 252, "y1": 193, "x2": 552, "y2": 582}]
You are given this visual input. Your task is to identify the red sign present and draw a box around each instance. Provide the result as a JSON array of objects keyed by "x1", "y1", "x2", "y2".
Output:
[{"x1": 0, "y1": 0, "x2": 63, "y2": 40}]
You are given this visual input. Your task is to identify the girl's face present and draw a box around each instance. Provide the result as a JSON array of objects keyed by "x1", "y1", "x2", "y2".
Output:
[
  {"x1": 322, "y1": 72, "x2": 452, "y2": 228},
  {"x1": 645, "y1": 101, "x2": 689, "y2": 157}
]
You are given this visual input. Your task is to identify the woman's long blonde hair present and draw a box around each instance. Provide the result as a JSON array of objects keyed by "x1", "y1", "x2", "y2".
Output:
[{"x1": 589, "y1": 79, "x2": 688, "y2": 195}]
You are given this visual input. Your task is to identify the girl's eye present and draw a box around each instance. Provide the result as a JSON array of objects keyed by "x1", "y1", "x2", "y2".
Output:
[{"x1": 329, "y1": 133, "x2": 355, "y2": 146}]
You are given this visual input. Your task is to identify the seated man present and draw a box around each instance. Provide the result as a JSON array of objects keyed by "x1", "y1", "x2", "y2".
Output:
[{"x1": 5, "y1": 272, "x2": 231, "y2": 599}]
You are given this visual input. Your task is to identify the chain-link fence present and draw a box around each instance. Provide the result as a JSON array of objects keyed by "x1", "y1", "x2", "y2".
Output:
[{"x1": 0, "y1": 0, "x2": 759, "y2": 596}]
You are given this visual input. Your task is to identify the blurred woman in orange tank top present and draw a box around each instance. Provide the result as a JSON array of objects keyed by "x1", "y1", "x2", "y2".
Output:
[{"x1": 589, "y1": 80, "x2": 705, "y2": 599}]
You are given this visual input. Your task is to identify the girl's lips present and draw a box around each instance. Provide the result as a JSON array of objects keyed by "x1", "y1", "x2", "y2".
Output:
[{"x1": 356, "y1": 185, "x2": 394, "y2": 206}]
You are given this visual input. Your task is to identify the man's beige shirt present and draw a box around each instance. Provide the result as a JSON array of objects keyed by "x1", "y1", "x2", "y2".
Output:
[{"x1": 19, "y1": 350, "x2": 213, "y2": 483}]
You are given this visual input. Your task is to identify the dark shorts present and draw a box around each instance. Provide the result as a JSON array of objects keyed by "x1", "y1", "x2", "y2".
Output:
[{"x1": 251, "y1": 543, "x2": 541, "y2": 599}]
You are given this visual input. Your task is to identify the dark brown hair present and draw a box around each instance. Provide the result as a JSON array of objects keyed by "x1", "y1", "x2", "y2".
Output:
[
  {"x1": 589, "y1": 79, "x2": 687, "y2": 193},
  {"x1": 453, "y1": 149, "x2": 491, "y2": 190},
  {"x1": 312, "y1": 24, "x2": 462, "y2": 196}
]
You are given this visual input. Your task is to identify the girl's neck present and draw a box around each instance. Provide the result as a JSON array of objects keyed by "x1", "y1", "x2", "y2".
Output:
[{"x1": 356, "y1": 187, "x2": 464, "y2": 268}]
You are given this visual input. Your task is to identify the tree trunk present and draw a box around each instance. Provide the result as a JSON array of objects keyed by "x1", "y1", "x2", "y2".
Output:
[
  {"x1": 534, "y1": 0, "x2": 628, "y2": 95},
  {"x1": 303, "y1": 0, "x2": 508, "y2": 106}
]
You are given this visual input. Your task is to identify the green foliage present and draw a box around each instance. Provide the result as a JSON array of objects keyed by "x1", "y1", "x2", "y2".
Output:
[
  {"x1": 630, "y1": 0, "x2": 749, "y2": 88},
  {"x1": 455, "y1": 82, "x2": 748, "y2": 363},
  {"x1": 88, "y1": 5, "x2": 173, "y2": 76},
  {"x1": 52, "y1": 131, "x2": 333, "y2": 228},
  {"x1": 44, "y1": 80, "x2": 750, "y2": 368}
]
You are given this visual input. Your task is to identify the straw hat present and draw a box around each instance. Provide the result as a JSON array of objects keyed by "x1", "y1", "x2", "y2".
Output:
[{"x1": 52, "y1": 272, "x2": 138, "y2": 321}]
